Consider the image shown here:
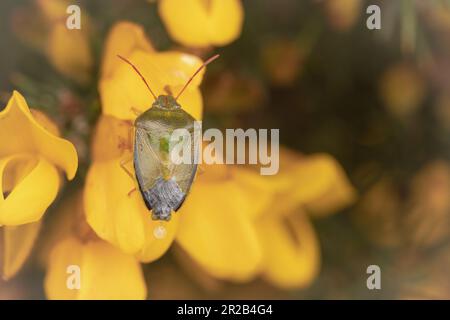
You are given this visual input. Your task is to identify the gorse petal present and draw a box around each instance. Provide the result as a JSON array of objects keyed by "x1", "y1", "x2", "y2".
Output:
[
  {"x1": 0, "y1": 91, "x2": 78, "y2": 180},
  {"x1": 379, "y1": 63, "x2": 426, "y2": 118},
  {"x1": 99, "y1": 22, "x2": 205, "y2": 120},
  {"x1": 0, "y1": 155, "x2": 59, "y2": 226},
  {"x1": 36, "y1": 0, "x2": 71, "y2": 22},
  {"x1": 269, "y1": 151, "x2": 356, "y2": 217},
  {"x1": 303, "y1": 157, "x2": 357, "y2": 217},
  {"x1": 100, "y1": 50, "x2": 204, "y2": 120},
  {"x1": 232, "y1": 167, "x2": 275, "y2": 219},
  {"x1": 90, "y1": 115, "x2": 132, "y2": 162},
  {"x1": 45, "y1": 236, "x2": 147, "y2": 300},
  {"x1": 84, "y1": 160, "x2": 180, "y2": 261},
  {"x1": 207, "y1": 0, "x2": 245, "y2": 45},
  {"x1": 79, "y1": 241, "x2": 147, "y2": 299},
  {"x1": 168, "y1": 84, "x2": 203, "y2": 121},
  {"x1": 1, "y1": 221, "x2": 42, "y2": 280},
  {"x1": 34, "y1": 0, "x2": 93, "y2": 84},
  {"x1": 47, "y1": 25, "x2": 93, "y2": 84},
  {"x1": 249, "y1": 150, "x2": 356, "y2": 289},
  {"x1": 136, "y1": 215, "x2": 180, "y2": 263},
  {"x1": 85, "y1": 160, "x2": 145, "y2": 253},
  {"x1": 159, "y1": 0, "x2": 244, "y2": 47},
  {"x1": 176, "y1": 176, "x2": 263, "y2": 281},
  {"x1": 44, "y1": 237, "x2": 81, "y2": 300},
  {"x1": 35, "y1": 192, "x2": 83, "y2": 269},
  {"x1": 0, "y1": 91, "x2": 78, "y2": 280},
  {"x1": 101, "y1": 21, "x2": 155, "y2": 78},
  {"x1": 324, "y1": 0, "x2": 362, "y2": 32},
  {"x1": 256, "y1": 213, "x2": 320, "y2": 289}
]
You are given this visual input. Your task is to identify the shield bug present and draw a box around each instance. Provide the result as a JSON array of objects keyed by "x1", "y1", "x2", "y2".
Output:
[{"x1": 117, "y1": 54, "x2": 219, "y2": 221}]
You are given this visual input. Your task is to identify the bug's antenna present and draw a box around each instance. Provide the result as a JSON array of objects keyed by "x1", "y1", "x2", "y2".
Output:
[
  {"x1": 117, "y1": 55, "x2": 157, "y2": 100},
  {"x1": 175, "y1": 54, "x2": 220, "y2": 100}
]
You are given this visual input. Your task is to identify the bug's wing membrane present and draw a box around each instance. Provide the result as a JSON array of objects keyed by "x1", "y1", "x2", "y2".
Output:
[
  {"x1": 172, "y1": 164, "x2": 197, "y2": 212},
  {"x1": 172, "y1": 164, "x2": 197, "y2": 194},
  {"x1": 170, "y1": 126, "x2": 199, "y2": 205},
  {"x1": 134, "y1": 127, "x2": 162, "y2": 192}
]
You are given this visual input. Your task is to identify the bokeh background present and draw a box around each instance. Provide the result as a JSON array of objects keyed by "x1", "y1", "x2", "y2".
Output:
[{"x1": 1, "y1": 0, "x2": 450, "y2": 299}]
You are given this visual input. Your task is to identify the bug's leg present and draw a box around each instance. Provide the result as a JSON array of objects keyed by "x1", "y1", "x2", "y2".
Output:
[
  {"x1": 130, "y1": 107, "x2": 142, "y2": 117},
  {"x1": 119, "y1": 156, "x2": 135, "y2": 181},
  {"x1": 128, "y1": 187, "x2": 137, "y2": 196},
  {"x1": 197, "y1": 164, "x2": 205, "y2": 175},
  {"x1": 120, "y1": 157, "x2": 139, "y2": 197},
  {"x1": 127, "y1": 122, "x2": 134, "y2": 150},
  {"x1": 118, "y1": 121, "x2": 137, "y2": 197},
  {"x1": 117, "y1": 120, "x2": 134, "y2": 152},
  {"x1": 117, "y1": 121, "x2": 134, "y2": 156}
]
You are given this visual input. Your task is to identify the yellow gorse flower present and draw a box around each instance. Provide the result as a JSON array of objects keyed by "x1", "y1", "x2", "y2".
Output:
[
  {"x1": 0, "y1": 91, "x2": 78, "y2": 225},
  {"x1": 40, "y1": 0, "x2": 93, "y2": 84},
  {"x1": 176, "y1": 164, "x2": 271, "y2": 281},
  {"x1": 379, "y1": 62, "x2": 426, "y2": 118},
  {"x1": 45, "y1": 236, "x2": 147, "y2": 299},
  {"x1": 13, "y1": 0, "x2": 93, "y2": 84},
  {"x1": 175, "y1": 149, "x2": 356, "y2": 288},
  {"x1": 324, "y1": 0, "x2": 362, "y2": 32},
  {"x1": 99, "y1": 22, "x2": 204, "y2": 120},
  {"x1": 158, "y1": 0, "x2": 244, "y2": 48},
  {"x1": 43, "y1": 193, "x2": 146, "y2": 300},
  {"x1": 0, "y1": 91, "x2": 78, "y2": 279},
  {"x1": 256, "y1": 151, "x2": 356, "y2": 289}
]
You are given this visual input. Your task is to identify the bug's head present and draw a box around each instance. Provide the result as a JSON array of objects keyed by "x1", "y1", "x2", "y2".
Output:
[{"x1": 153, "y1": 95, "x2": 180, "y2": 110}]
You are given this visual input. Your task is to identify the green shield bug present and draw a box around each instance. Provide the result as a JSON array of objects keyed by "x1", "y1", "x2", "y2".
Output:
[{"x1": 117, "y1": 54, "x2": 219, "y2": 221}]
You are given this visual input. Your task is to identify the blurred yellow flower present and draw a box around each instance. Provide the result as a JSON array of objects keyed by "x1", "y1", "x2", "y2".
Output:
[
  {"x1": 40, "y1": 0, "x2": 93, "y2": 84},
  {"x1": 158, "y1": 0, "x2": 244, "y2": 48},
  {"x1": 204, "y1": 71, "x2": 266, "y2": 113},
  {"x1": 426, "y1": 3, "x2": 450, "y2": 33},
  {"x1": 261, "y1": 38, "x2": 304, "y2": 87},
  {"x1": 323, "y1": 0, "x2": 362, "y2": 32},
  {"x1": 256, "y1": 212, "x2": 319, "y2": 289},
  {"x1": 175, "y1": 150, "x2": 356, "y2": 289},
  {"x1": 379, "y1": 62, "x2": 426, "y2": 118},
  {"x1": 36, "y1": 0, "x2": 71, "y2": 21},
  {"x1": 256, "y1": 151, "x2": 356, "y2": 289},
  {"x1": 99, "y1": 21, "x2": 204, "y2": 120},
  {"x1": 0, "y1": 91, "x2": 78, "y2": 279},
  {"x1": 176, "y1": 164, "x2": 272, "y2": 281},
  {"x1": 43, "y1": 194, "x2": 147, "y2": 300},
  {"x1": 1, "y1": 221, "x2": 42, "y2": 280},
  {"x1": 47, "y1": 25, "x2": 93, "y2": 85},
  {"x1": 12, "y1": 0, "x2": 93, "y2": 84},
  {"x1": 354, "y1": 161, "x2": 450, "y2": 250},
  {"x1": 45, "y1": 237, "x2": 147, "y2": 299},
  {"x1": 100, "y1": 22, "x2": 155, "y2": 79}
]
